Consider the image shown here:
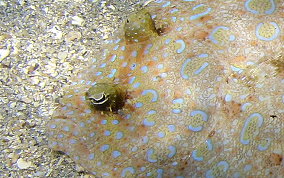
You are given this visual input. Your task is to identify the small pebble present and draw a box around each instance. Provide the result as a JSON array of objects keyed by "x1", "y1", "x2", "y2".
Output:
[
  {"x1": 71, "y1": 16, "x2": 84, "y2": 26},
  {"x1": 0, "y1": 49, "x2": 10, "y2": 61},
  {"x1": 57, "y1": 51, "x2": 68, "y2": 60},
  {"x1": 16, "y1": 158, "x2": 32, "y2": 169},
  {"x1": 65, "y1": 31, "x2": 82, "y2": 42}
]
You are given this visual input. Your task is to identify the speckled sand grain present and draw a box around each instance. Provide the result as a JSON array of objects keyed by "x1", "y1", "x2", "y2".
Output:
[{"x1": 0, "y1": 0, "x2": 145, "y2": 177}]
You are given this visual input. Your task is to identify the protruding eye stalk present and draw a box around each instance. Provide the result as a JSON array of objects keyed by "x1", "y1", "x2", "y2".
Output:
[
  {"x1": 86, "y1": 83, "x2": 127, "y2": 113},
  {"x1": 124, "y1": 9, "x2": 158, "y2": 43}
]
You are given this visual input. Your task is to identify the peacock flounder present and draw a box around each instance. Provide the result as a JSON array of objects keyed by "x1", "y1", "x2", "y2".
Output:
[{"x1": 47, "y1": 0, "x2": 284, "y2": 177}]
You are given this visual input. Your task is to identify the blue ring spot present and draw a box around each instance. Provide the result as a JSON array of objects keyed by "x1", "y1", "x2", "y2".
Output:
[
  {"x1": 257, "y1": 138, "x2": 271, "y2": 151},
  {"x1": 245, "y1": 0, "x2": 275, "y2": 14},
  {"x1": 188, "y1": 110, "x2": 209, "y2": 132},
  {"x1": 121, "y1": 167, "x2": 135, "y2": 177},
  {"x1": 142, "y1": 89, "x2": 159, "y2": 102},
  {"x1": 255, "y1": 22, "x2": 280, "y2": 41},
  {"x1": 175, "y1": 39, "x2": 186, "y2": 54},
  {"x1": 240, "y1": 113, "x2": 263, "y2": 145},
  {"x1": 146, "y1": 148, "x2": 157, "y2": 163},
  {"x1": 190, "y1": 4, "x2": 212, "y2": 20}
]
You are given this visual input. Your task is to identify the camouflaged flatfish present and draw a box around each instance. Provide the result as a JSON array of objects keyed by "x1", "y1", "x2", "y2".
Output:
[{"x1": 47, "y1": 0, "x2": 284, "y2": 177}]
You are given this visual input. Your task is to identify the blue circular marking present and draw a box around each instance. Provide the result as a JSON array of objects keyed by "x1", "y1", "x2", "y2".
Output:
[
  {"x1": 143, "y1": 136, "x2": 149, "y2": 144},
  {"x1": 165, "y1": 38, "x2": 171, "y2": 44},
  {"x1": 257, "y1": 138, "x2": 272, "y2": 151},
  {"x1": 89, "y1": 132, "x2": 96, "y2": 137},
  {"x1": 50, "y1": 124, "x2": 56, "y2": 129},
  {"x1": 132, "y1": 82, "x2": 141, "y2": 88},
  {"x1": 181, "y1": 58, "x2": 192, "y2": 79},
  {"x1": 172, "y1": 98, "x2": 184, "y2": 104},
  {"x1": 79, "y1": 122, "x2": 85, "y2": 127},
  {"x1": 104, "y1": 130, "x2": 111, "y2": 136},
  {"x1": 175, "y1": 39, "x2": 186, "y2": 54},
  {"x1": 100, "y1": 144, "x2": 110, "y2": 152},
  {"x1": 146, "y1": 148, "x2": 157, "y2": 163},
  {"x1": 176, "y1": 27, "x2": 183, "y2": 31},
  {"x1": 112, "y1": 150, "x2": 121, "y2": 158},
  {"x1": 112, "y1": 120, "x2": 119, "y2": 125},
  {"x1": 131, "y1": 146, "x2": 138, "y2": 152},
  {"x1": 192, "y1": 149, "x2": 203, "y2": 161},
  {"x1": 244, "y1": 164, "x2": 252, "y2": 172},
  {"x1": 96, "y1": 71, "x2": 102, "y2": 76},
  {"x1": 144, "y1": 44, "x2": 153, "y2": 54},
  {"x1": 170, "y1": 8, "x2": 179, "y2": 13},
  {"x1": 135, "y1": 102, "x2": 143, "y2": 108},
  {"x1": 142, "y1": 89, "x2": 159, "y2": 102},
  {"x1": 157, "y1": 131, "x2": 165, "y2": 138},
  {"x1": 157, "y1": 169, "x2": 164, "y2": 178},
  {"x1": 172, "y1": 108, "x2": 182, "y2": 114},
  {"x1": 168, "y1": 145, "x2": 177, "y2": 158},
  {"x1": 110, "y1": 54, "x2": 117, "y2": 62},
  {"x1": 143, "y1": 118, "x2": 155, "y2": 126},
  {"x1": 194, "y1": 62, "x2": 209, "y2": 75},
  {"x1": 190, "y1": 4, "x2": 212, "y2": 20},
  {"x1": 101, "y1": 120, "x2": 107, "y2": 125},
  {"x1": 141, "y1": 66, "x2": 148, "y2": 73},
  {"x1": 131, "y1": 51, "x2": 138, "y2": 57},
  {"x1": 209, "y1": 26, "x2": 235, "y2": 44},
  {"x1": 62, "y1": 126, "x2": 70, "y2": 132},
  {"x1": 162, "y1": 1, "x2": 171, "y2": 7},
  {"x1": 116, "y1": 131, "x2": 124, "y2": 139},
  {"x1": 108, "y1": 69, "x2": 117, "y2": 78},
  {"x1": 100, "y1": 63, "x2": 107, "y2": 68},
  {"x1": 245, "y1": 0, "x2": 275, "y2": 14},
  {"x1": 255, "y1": 22, "x2": 280, "y2": 41},
  {"x1": 73, "y1": 130, "x2": 79, "y2": 136},
  {"x1": 113, "y1": 45, "x2": 119, "y2": 50},
  {"x1": 57, "y1": 134, "x2": 64, "y2": 138},
  {"x1": 88, "y1": 153, "x2": 95, "y2": 160},
  {"x1": 168, "y1": 125, "x2": 176, "y2": 132},
  {"x1": 225, "y1": 94, "x2": 232, "y2": 102},
  {"x1": 121, "y1": 167, "x2": 135, "y2": 177},
  {"x1": 70, "y1": 139, "x2": 77, "y2": 144},
  {"x1": 188, "y1": 110, "x2": 209, "y2": 132},
  {"x1": 240, "y1": 113, "x2": 263, "y2": 145}
]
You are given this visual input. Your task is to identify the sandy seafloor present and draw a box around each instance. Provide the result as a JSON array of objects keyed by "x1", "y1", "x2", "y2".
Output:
[{"x1": 0, "y1": 0, "x2": 145, "y2": 177}]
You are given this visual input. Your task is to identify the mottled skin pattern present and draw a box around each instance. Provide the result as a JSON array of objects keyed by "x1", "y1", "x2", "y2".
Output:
[{"x1": 47, "y1": 0, "x2": 284, "y2": 177}]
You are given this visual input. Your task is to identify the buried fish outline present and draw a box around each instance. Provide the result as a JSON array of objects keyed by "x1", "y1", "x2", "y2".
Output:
[{"x1": 47, "y1": 0, "x2": 284, "y2": 177}]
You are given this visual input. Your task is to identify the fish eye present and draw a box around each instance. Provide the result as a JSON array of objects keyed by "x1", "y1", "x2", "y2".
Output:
[
  {"x1": 86, "y1": 83, "x2": 127, "y2": 113},
  {"x1": 89, "y1": 92, "x2": 109, "y2": 105}
]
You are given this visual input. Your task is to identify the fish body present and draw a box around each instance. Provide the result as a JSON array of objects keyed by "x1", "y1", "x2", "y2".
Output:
[{"x1": 47, "y1": 0, "x2": 284, "y2": 177}]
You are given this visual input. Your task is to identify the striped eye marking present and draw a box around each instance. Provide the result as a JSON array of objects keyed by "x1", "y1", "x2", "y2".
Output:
[
  {"x1": 89, "y1": 92, "x2": 109, "y2": 105},
  {"x1": 86, "y1": 83, "x2": 127, "y2": 113}
]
